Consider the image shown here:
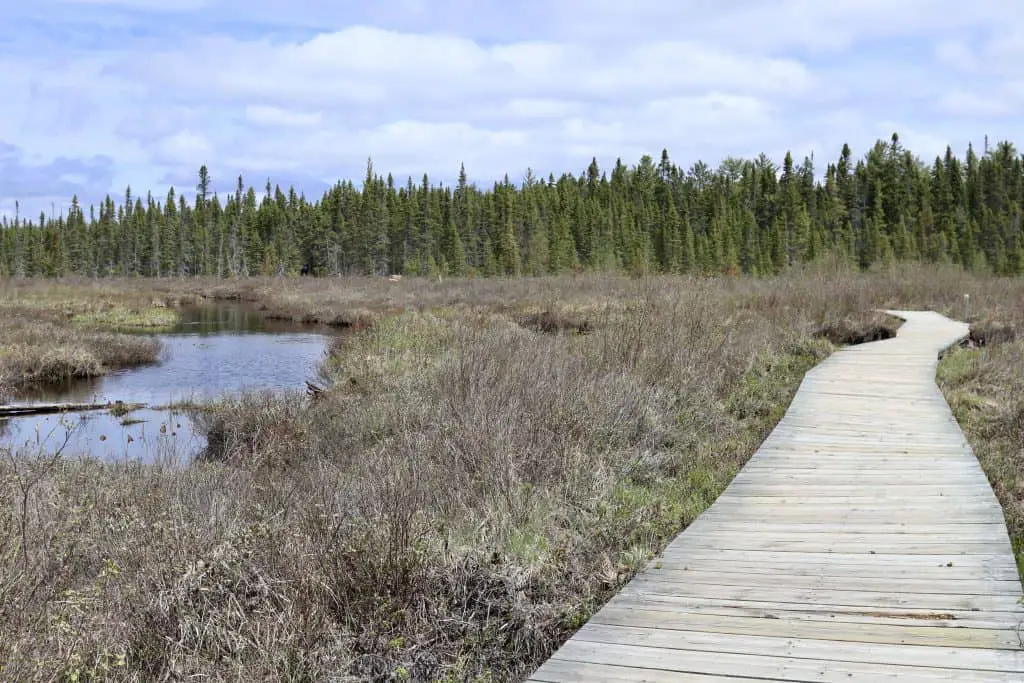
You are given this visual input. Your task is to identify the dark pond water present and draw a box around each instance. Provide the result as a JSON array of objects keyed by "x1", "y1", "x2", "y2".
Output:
[{"x1": 0, "y1": 305, "x2": 334, "y2": 463}]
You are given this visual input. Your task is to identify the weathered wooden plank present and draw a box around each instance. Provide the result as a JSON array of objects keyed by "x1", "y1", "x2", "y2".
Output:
[
  {"x1": 608, "y1": 593, "x2": 1024, "y2": 629},
  {"x1": 687, "y1": 521, "x2": 1010, "y2": 533},
  {"x1": 728, "y1": 473, "x2": 994, "y2": 482},
  {"x1": 526, "y1": 311, "x2": 1024, "y2": 680},
  {"x1": 631, "y1": 568, "x2": 1024, "y2": 594},
  {"x1": 653, "y1": 548, "x2": 1015, "y2": 566},
  {"x1": 707, "y1": 496, "x2": 1001, "y2": 506},
  {"x1": 539, "y1": 640, "x2": 1022, "y2": 682},
  {"x1": 590, "y1": 605, "x2": 1022, "y2": 649},
  {"x1": 569, "y1": 624, "x2": 1024, "y2": 672},
  {"x1": 695, "y1": 512, "x2": 1004, "y2": 524},
  {"x1": 678, "y1": 526, "x2": 1008, "y2": 539},
  {"x1": 528, "y1": 659, "x2": 762, "y2": 682},
  {"x1": 738, "y1": 458, "x2": 982, "y2": 465},
  {"x1": 661, "y1": 537, "x2": 1009, "y2": 554},
  {"x1": 654, "y1": 549, "x2": 1019, "y2": 568},
  {"x1": 609, "y1": 583, "x2": 1022, "y2": 612},
  {"x1": 644, "y1": 561, "x2": 1022, "y2": 582},
  {"x1": 714, "y1": 487, "x2": 1001, "y2": 498}
]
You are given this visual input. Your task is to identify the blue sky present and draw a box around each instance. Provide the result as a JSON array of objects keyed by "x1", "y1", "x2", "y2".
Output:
[{"x1": 2, "y1": 0, "x2": 1022, "y2": 219}]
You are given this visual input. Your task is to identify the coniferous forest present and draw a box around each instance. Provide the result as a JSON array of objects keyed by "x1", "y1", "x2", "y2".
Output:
[{"x1": 3, "y1": 133, "x2": 1024, "y2": 278}]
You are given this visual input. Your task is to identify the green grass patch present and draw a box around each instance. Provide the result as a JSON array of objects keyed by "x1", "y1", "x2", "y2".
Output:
[{"x1": 71, "y1": 307, "x2": 179, "y2": 330}]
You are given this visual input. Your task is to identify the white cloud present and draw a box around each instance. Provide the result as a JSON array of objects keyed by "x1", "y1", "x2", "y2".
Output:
[
  {"x1": 501, "y1": 98, "x2": 579, "y2": 120},
  {"x1": 938, "y1": 92, "x2": 1017, "y2": 118},
  {"x1": 698, "y1": 0, "x2": 1016, "y2": 52},
  {"x1": 934, "y1": 40, "x2": 979, "y2": 73},
  {"x1": 984, "y1": 28, "x2": 1024, "y2": 62},
  {"x1": 934, "y1": 26, "x2": 1024, "y2": 79},
  {"x1": 108, "y1": 28, "x2": 813, "y2": 111},
  {"x1": 156, "y1": 131, "x2": 213, "y2": 165},
  {"x1": 245, "y1": 105, "x2": 322, "y2": 127},
  {"x1": 1, "y1": 1, "x2": 1023, "y2": 216}
]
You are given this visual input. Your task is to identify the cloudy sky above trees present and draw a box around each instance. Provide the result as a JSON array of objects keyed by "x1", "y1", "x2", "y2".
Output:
[{"x1": 2, "y1": 0, "x2": 1022, "y2": 218}]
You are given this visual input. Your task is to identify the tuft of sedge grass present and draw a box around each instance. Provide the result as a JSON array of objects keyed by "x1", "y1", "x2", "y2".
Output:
[{"x1": 3, "y1": 263, "x2": 1024, "y2": 681}]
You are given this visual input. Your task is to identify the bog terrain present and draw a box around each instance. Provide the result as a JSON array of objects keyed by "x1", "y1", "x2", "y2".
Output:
[{"x1": 0, "y1": 264, "x2": 1021, "y2": 681}]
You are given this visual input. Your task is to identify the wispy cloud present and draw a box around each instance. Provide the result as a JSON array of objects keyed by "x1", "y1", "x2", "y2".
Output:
[{"x1": 2, "y1": 0, "x2": 1022, "y2": 218}]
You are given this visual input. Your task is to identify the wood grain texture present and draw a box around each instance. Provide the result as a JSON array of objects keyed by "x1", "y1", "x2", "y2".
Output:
[{"x1": 528, "y1": 310, "x2": 1024, "y2": 682}]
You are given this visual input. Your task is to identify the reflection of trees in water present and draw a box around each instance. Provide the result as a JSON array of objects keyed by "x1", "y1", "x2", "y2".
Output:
[
  {"x1": 176, "y1": 304, "x2": 327, "y2": 335},
  {"x1": 9, "y1": 377, "x2": 104, "y2": 404},
  {"x1": 177, "y1": 305, "x2": 265, "y2": 335}
]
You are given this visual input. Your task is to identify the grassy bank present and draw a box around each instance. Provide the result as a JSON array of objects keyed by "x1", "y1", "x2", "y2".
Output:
[
  {"x1": 0, "y1": 280, "x2": 181, "y2": 399},
  {"x1": 1, "y1": 263, "x2": 1022, "y2": 681},
  {"x1": 938, "y1": 313, "x2": 1024, "y2": 576}
]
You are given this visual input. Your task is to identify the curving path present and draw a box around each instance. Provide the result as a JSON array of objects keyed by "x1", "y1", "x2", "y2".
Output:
[{"x1": 528, "y1": 311, "x2": 1024, "y2": 682}]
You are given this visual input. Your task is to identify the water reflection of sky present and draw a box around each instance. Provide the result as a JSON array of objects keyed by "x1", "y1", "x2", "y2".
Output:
[
  {"x1": 2, "y1": 305, "x2": 333, "y2": 463},
  {"x1": 3, "y1": 408, "x2": 202, "y2": 465}
]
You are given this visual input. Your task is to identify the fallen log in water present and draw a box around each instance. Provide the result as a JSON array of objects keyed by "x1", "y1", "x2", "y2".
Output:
[{"x1": 0, "y1": 401, "x2": 147, "y2": 418}]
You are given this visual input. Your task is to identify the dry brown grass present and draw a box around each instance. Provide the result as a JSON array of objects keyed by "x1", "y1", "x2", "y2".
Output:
[
  {"x1": 0, "y1": 279, "x2": 187, "y2": 398},
  {"x1": 968, "y1": 319, "x2": 1018, "y2": 347},
  {"x1": 813, "y1": 311, "x2": 902, "y2": 345},
  {"x1": 0, "y1": 318, "x2": 163, "y2": 398},
  {"x1": 1, "y1": 261, "x2": 1023, "y2": 681},
  {"x1": 937, "y1": 300, "x2": 1024, "y2": 576}
]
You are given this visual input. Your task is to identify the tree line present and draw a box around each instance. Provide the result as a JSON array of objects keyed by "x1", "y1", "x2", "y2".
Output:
[{"x1": 2, "y1": 133, "x2": 1023, "y2": 278}]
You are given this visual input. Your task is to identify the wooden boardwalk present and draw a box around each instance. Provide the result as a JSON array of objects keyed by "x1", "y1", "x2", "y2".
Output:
[{"x1": 528, "y1": 310, "x2": 1024, "y2": 682}]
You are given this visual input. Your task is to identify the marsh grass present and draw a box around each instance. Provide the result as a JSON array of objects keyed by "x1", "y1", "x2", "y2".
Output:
[
  {"x1": 0, "y1": 280, "x2": 180, "y2": 396},
  {"x1": 70, "y1": 307, "x2": 179, "y2": 331},
  {"x1": 938, "y1": 308, "x2": 1024, "y2": 576},
  {"x1": 0, "y1": 320, "x2": 162, "y2": 394},
  {"x1": 2, "y1": 262, "x2": 1024, "y2": 681},
  {"x1": 813, "y1": 311, "x2": 903, "y2": 345},
  {"x1": 967, "y1": 319, "x2": 1018, "y2": 347},
  {"x1": 516, "y1": 310, "x2": 594, "y2": 335}
]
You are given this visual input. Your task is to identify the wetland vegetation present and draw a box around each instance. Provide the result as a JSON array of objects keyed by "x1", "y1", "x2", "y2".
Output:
[{"x1": 0, "y1": 263, "x2": 1022, "y2": 681}]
